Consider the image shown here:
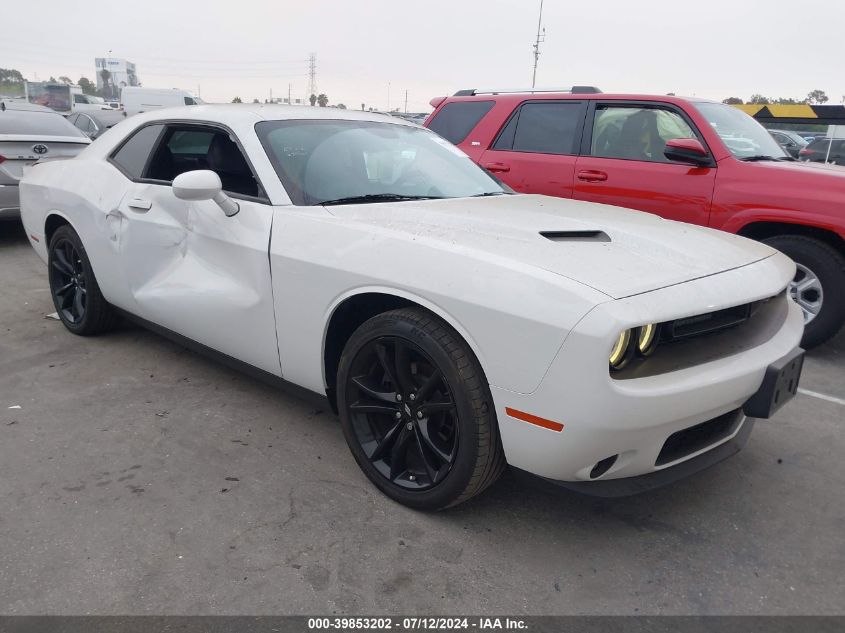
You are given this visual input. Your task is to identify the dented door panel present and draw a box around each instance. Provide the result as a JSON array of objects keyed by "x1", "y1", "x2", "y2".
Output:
[{"x1": 118, "y1": 184, "x2": 280, "y2": 376}]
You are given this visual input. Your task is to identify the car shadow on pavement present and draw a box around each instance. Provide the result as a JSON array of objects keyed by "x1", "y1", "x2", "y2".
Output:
[{"x1": 0, "y1": 219, "x2": 27, "y2": 245}]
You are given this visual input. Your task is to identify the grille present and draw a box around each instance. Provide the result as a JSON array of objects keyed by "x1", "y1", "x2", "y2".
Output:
[{"x1": 656, "y1": 409, "x2": 743, "y2": 466}]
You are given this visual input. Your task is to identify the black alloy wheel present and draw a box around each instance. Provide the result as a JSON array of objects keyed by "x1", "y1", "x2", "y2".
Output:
[
  {"x1": 49, "y1": 236, "x2": 87, "y2": 325},
  {"x1": 48, "y1": 224, "x2": 117, "y2": 335},
  {"x1": 346, "y1": 335, "x2": 459, "y2": 490},
  {"x1": 337, "y1": 308, "x2": 505, "y2": 510}
]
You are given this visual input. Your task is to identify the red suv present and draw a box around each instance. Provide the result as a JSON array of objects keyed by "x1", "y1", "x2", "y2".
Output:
[{"x1": 424, "y1": 88, "x2": 845, "y2": 347}]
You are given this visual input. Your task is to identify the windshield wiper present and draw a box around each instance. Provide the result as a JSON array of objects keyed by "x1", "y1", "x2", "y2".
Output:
[
  {"x1": 470, "y1": 191, "x2": 511, "y2": 197},
  {"x1": 740, "y1": 155, "x2": 783, "y2": 162},
  {"x1": 317, "y1": 194, "x2": 443, "y2": 206}
]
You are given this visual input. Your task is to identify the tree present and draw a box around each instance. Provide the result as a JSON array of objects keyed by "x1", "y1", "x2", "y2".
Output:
[
  {"x1": 0, "y1": 68, "x2": 27, "y2": 98},
  {"x1": 317, "y1": 93, "x2": 328, "y2": 107},
  {"x1": 77, "y1": 77, "x2": 98, "y2": 95},
  {"x1": 0, "y1": 68, "x2": 26, "y2": 84},
  {"x1": 58, "y1": 76, "x2": 73, "y2": 85},
  {"x1": 806, "y1": 89, "x2": 829, "y2": 105},
  {"x1": 252, "y1": 98, "x2": 260, "y2": 103},
  {"x1": 231, "y1": 96, "x2": 243, "y2": 103},
  {"x1": 336, "y1": 103, "x2": 347, "y2": 109},
  {"x1": 99, "y1": 68, "x2": 112, "y2": 99},
  {"x1": 309, "y1": 93, "x2": 317, "y2": 106},
  {"x1": 722, "y1": 97, "x2": 743, "y2": 104},
  {"x1": 749, "y1": 94, "x2": 770, "y2": 105}
]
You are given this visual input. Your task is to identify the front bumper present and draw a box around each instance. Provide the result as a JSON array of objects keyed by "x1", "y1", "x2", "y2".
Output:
[
  {"x1": 0, "y1": 184, "x2": 20, "y2": 219},
  {"x1": 516, "y1": 417, "x2": 756, "y2": 497},
  {"x1": 492, "y1": 253, "x2": 804, "y2": 485}
]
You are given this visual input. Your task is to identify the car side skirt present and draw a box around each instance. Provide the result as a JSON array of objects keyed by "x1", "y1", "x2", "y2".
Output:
[{"x1": 114, "y1": 308, "x2": 332, "y2": 412}]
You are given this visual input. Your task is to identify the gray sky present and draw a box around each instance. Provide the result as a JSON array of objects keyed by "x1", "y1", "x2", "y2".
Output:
[{"x1": 3, "y1": 0, "x2": 843, "y2": 111}]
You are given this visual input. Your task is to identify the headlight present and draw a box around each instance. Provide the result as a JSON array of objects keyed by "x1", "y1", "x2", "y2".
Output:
[
  {"x1": 609, "y1": 329, "x2": 633, "y2": 370},
  {"x1": 636, "y1": 323, "x2": 659, "y2": 356}
]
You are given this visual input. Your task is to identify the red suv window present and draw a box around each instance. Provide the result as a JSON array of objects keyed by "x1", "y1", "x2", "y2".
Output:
[{"x1": 427, "y1": 101, "x2": 495, "y2": 144}]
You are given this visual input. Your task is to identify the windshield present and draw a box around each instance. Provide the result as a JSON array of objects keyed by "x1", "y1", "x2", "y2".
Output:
[
  {"x1": 695, "y1": 102, "x2": 788, "y2": 159},
  {"x1": 256, "y1": 119, "x2": 506, "y2": 205}
]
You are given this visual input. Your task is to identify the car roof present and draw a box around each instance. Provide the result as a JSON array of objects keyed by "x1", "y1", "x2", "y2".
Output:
[
  {"x1": 436, "y1": 92, "x2": 718, "y2": 106},
  {"x1": 0, "y1": 99, "x2": 56, "y2": 113},
  {"x1": 131, "y1": 104, "x2": 418, "y2": 128}
]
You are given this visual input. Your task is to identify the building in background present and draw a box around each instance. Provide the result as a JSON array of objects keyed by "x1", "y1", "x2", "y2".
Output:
[{"x1": 94, "y1": 58, "x2": 139, "y2": 100}]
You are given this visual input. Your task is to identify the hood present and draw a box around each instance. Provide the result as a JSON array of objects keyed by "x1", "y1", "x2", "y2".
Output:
[{"x1": 327, "y1": 194, "x2": 776, "y2": 299}]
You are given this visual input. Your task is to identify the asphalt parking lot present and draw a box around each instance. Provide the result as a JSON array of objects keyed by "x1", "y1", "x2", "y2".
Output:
[{"x1": 1, "y1": 219, "x2": 843, "y2": 615}]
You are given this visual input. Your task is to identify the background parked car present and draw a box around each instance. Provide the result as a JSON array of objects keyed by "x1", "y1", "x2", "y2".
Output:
[
  {"x1": 72, "y1": 93, "x2": 112, "y2": 113},
  {"x1": 67, "y1": 110, "x2": 129, "y2": 140},
  {"x1": 424, "y1": 89, "x2": 845, "y2": 347},
  {"x1": 0, "y1": 99, "x2": 90, "y2": 220},
  {"x1": 799, "y1": 138, "x2": 845, "y2": 166},
  {"x1": 120, "y1": 87, "x2": 203, "y2": 116},
  {"x1": 769, "y1": 129, "x2": 809, "y2": 158}
]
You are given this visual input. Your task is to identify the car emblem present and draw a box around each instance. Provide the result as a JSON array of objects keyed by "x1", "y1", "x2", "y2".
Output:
[{"x1": 32, "y1": 144, "x2": 49, "y2": 155}]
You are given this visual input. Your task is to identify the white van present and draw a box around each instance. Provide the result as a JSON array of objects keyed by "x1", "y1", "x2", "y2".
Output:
[{"x1": 120, "y1": 87, "x2": 203, "y2": 116}]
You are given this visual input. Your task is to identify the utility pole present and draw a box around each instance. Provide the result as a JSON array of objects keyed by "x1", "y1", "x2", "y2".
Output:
[
  {"x1": 288, "y1": 83, "x2": 291, "y2": 105},
  {"x1": 404, "y1": 89, "x2": 408, "y2": 113},
  {"x1": 307, "y1": 53, "x2": 317, "y2": 102},
  {"x1": 531, "y1": 0, "x2": 545, "y2": 89},
  {"x1": 387, "y1": 82, "x2": 391, "y2": 112}
]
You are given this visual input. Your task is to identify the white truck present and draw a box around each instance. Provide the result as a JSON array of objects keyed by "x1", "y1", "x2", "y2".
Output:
[
  {"x1": 24, "y1": 82, "x2": 110, "y2": 114},
  {"x1": 120, "y1": 87, "x2": 203, "y2": 116}
]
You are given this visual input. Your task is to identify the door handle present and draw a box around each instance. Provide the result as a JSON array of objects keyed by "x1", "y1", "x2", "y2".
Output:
[
  {"x1": 127, "y1": 197, "x2": 152, "y2": 211},
  {"x1": 483, "y1": 162, "x2": 511, "y2": 173},
  {"x1": 577, "y1": 170, "x2": 608, "y2": 182}
]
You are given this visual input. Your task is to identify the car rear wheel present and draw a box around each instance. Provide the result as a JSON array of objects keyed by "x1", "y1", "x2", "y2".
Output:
[
  {"x1": 763, "y1": 235, "x2": 845, "y2": 348},
  {"x1": 337, "y1": 308, "x2": 505, "y2": 510},
  {"x1": 48, "y1": 225, "x2": 117, "y2": 335}
]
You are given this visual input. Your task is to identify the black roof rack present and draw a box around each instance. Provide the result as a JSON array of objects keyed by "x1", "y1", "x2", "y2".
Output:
[{"x1": 453, "y1": 86, "x2": 602, "y2": 97}]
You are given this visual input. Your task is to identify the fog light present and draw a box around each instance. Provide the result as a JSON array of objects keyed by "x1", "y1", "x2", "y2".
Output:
[{"x1": 609, "y1": 329, "x2": 633, "y2": 370}]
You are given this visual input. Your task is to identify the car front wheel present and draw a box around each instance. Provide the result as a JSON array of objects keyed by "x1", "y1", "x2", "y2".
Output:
[
  {"x1": 763, "y1": 235, "x2": 845, "y2": 348},
  {"x1": 337, "y1": 308, "x2": 505, "y2": 510}
]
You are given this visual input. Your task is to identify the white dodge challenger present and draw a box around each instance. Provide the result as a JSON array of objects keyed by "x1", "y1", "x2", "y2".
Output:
[{"x1": 19, "y1": 105, "x2": 805, "y2": 510}]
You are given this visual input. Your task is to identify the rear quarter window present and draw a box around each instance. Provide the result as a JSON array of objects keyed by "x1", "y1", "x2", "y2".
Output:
[
  {"x1": 427, "y1": 101, "x2": 494, "y2": 144},
  {"x1": 110, "y1": 124, "x2": 165, "y2": 180}
]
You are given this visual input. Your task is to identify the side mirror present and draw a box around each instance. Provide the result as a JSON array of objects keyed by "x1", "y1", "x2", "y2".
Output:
[
  {"x1": 664, "y1": 138, "x2": 711, "y2": 167},
  {"x1": 172, "y1": 170, "x2": 239, "y2": 217}
]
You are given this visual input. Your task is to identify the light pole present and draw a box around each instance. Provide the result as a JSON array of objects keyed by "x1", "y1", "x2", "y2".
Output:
[{"x1": 531, "y1": 0, "x2": 545, "y2": 89}]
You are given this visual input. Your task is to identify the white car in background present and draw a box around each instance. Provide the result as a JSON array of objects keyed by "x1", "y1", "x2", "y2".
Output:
[
  {"x1": 120, "y1": 87, "x2": 203, "y2": 116},
  {"x1": 19, "y1": 105, "x2": 804, "y2": 510}
]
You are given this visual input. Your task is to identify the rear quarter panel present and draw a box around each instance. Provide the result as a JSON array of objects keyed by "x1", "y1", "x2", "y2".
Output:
[{"x1": 20, "y1": 157, "x2": 133, "y2": 306}]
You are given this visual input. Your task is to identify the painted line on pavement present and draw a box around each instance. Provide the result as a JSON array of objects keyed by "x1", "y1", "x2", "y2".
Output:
[{"x1": 797, "y1": 388, "x2": 845, "y2": 406}]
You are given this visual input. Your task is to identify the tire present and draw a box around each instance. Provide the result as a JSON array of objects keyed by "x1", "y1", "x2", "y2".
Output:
[
  {"x1": 763, "y1": 235, "x2": 845, "y2": 348},
  {"x1": 337, "y1": 308, "x2": 505, "y2": 510},
  {"x1": 48, "y1": 224, "x2": 118, "y2": 335}
]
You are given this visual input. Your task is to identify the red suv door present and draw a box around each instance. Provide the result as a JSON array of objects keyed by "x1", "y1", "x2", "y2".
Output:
[
  {"x1": 478, "y1": 100, "x2": 587, "y2": 198},
  {"x1": 573, "y1": 102, "x2": 716, "y2": 225}
]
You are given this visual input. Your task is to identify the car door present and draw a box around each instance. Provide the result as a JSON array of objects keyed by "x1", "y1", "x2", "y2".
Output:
[
  {"x1": 111, "y1": 121, "x2": 281, "y2": 376},
  {"x1": 573, "y1": 102, "x2": 716, "y2": 225},
  {"x1": 477, "y1": 100, "x2": 586, "y2": 197}
]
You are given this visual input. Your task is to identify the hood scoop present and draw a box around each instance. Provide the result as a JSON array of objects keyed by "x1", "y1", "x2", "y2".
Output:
[{"x1": 540, "y1": 230, "x2": 611, "y2": 243}]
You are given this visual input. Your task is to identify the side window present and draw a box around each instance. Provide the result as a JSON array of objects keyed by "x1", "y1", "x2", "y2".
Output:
[
  {"x1": 591, "y1": 106, "x2": 697, "y2": 163},
  {"x1": 73, "y1": 94, "x2": 85, "y2": 104},
  {"x1": 493, "y1": 102, "x2": 583, "y2": 154},
  {"x1": 427, "y1": 101, "x2": 495, "y2": 144},
  {"x1": 110, "y1": 124, "x2": 165, "y2": 179},
  {"x1": 145, "y1": 125, "x2": 261, "y2": 198},
  {"x1": 75, "y1": 115, "x2": 92, "y2": 134},
  {"x1": 184, "y1": 97, "x2": 197, "y2": 106}
]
